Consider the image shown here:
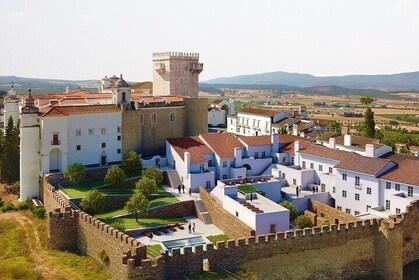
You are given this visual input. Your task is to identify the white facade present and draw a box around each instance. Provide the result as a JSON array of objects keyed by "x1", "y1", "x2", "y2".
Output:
[{"x1": 3, "y1": 86, "x2": 20, "y2": 129}]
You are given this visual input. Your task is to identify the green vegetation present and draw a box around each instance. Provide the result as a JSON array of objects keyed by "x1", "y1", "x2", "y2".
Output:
[
  {"x1": 95, "y1": 207, "x2": 129, "y2": 219},
  {"x1": 295, "y1": 215, "x2": 314, "y2": 229},
  {"x1": 206, "y1": 234, "x2": 229, "y2": 244},
  {"x1": 279, "y1": 201, "x2": 298, "y2": 221},
  {"x1": 0, "y1": 116, "x2": 20, "y2": 184},
  {"x1": 64, "y1": 163, "x2": 87, "y2": 184},
  {"x1": 237, "y1": 184, "x2": 259, "y2": 194},
  {"x1": 99, "y1": 216, "x2": 186, "y2": 230},
  {"x1": 364, "y1": 107, "x2": 376, "y2": 138},
  {"x1": 360, "y1": 96, "x2": 373, "y2": 106},
  {"x1": 110, "y1": 220, "x2": 126, "y2": 232},
  {"x1": 81, "y1": 190, "x2": 105, "y2": 215},
  {"x1": 328, "y1": 120, "x2": 342, "y2": 133},
  {"x1": 378, "y1": 127, "x2": 419, "y2": 149},
  {"x1": 104, "y1": 165, "x2": 126, "y2": 187},
  {"x1": 125, "y1": 192, "x2": 148, "y2": 222},
  {"x1": 33, "y1": 207, "x2": 46, "y2": 219},
  {"x1": 122, "y1": 151, "x2": 142, "y2": 174},
  {"x1": 147, "y1": 244, "x2": 163, "y2": 257},
  {"x1": 148, "y1": 195, "x2": 178, "y2": 208},
  {"x1": 185, "y1": 269, "x2": 258, "y2": 280},
  {"x1": 135, "y1": 177, "x2": 158, "y2": 198},
  {"x1": 1, "y1": 201, "x2": 16, "y2": 212},
  {"x1": 142, "y1": 167, "x2": 164, "y2": 185},
  {"x1": 376, "y1": 114, "x2": 419, "y2": 125}
]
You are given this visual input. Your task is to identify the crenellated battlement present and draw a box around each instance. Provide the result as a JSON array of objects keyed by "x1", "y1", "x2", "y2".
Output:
[{"x1": 152, "y1": 52, "x2": 199, "y2": 60}]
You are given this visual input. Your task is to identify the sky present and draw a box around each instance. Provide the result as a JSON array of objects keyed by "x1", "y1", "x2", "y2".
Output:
[{"x1": 1, "y1": 0, "x2": 419, "y2": 81}]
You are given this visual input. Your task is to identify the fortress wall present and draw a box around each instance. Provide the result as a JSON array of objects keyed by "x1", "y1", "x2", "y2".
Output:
[
  {"x1": 185, "y1": 98, "x2": 208, "y2": 136},
  {"x1": 147, "y1": 200, "x2": 196, "y2": 217},
  {"x1": 309, "y1": 199, "x2": 360, "y2": 224},
  {"x1": 400, "y1": 200, "x2": 419, "y2": 265}
]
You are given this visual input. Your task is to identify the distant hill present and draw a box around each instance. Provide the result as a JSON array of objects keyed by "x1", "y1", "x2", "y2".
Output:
[
  {"x1": 0, "y1": 76, "x2": 101, "y2": 94},
  {"x1": 204, "y1": 71, "x2": 419, "y2": 92}
]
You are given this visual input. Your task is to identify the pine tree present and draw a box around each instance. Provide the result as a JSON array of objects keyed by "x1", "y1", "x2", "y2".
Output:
[
  {"x1": 0, "y1": 116, "x2": 20, "y2": 184},
  {"x1": 364, "y1": 107, "x2": 376, "y2": 138}
]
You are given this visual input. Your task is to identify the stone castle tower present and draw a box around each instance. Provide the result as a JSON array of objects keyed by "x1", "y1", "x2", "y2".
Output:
[
  {"x1": 152, "y1": 52, "x2": 203, "y2": 98},
  {"x1": 3, "y1": 85, "x2": 20, "y2": 129},
  {"x1": 20, "y1": 89, "x2": 40, "y2": 200}
]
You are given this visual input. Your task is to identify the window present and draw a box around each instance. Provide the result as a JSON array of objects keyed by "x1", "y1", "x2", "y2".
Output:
[
  {"x1": 169, "y1": 112, "x2": 175, "y2": 123},
  {"x1": 282, "y1": 173, "x2": 286, "y2": 179},
  {"x1": 319, "y1": 165, "x2": 323, "y2": 172},
  {"x1": 329, "y1": 167, "x2": 333, "y2": 174},
  {"x1": 254, "y1": 152, "x2": 259, "y2": 159},
  {"x1": 337, "y1": 206, "x2": 342, "y2": 211},
  {"x1": 235, "y1": 211, "x2": 239, "y2": 217},
  {"x1": 385, "y1": 200, "x2": 390, "y2": 210},
  {"x1": 321, "y1": 184, "x2": 325, "y2": 192},
  {"x1": 310, "y1": 163, "x2": 314, "y2": 169},
  {"x1": 355, "y1": 211, "x2": 360, "y2": 215},
  {"x1": 302, "y1": 161, "x2": 306, "y2": 169},
  {"x1": 396, "y1": 208, "x2": 401, "y2": 214},
  {"x1": 367, "y1": 187, "x2": 371, "y2": 195},
  {"x1": 117, "y1": 135, "x2": 121, "y2": 141},
  {"x1": 346, "y1": 209, "x2": 351, "y2": 214},
  {"x1": 395, "y1": 184, "x2": 400, "y2": 191},
  {"x1": 367, "y1": 205, "x2": 371, "y2": 211},
  {"x1": 88, "y1": 128, "x2": 94, "y2": 135},
  {"x1": 355, "y1": 176, "x2": 360, "y2": 186},
  {"x1": 290, "y1": 157, "x2": 294, "y2": 165},
  {"x1": 333, "y1": 187, "x2": 336, "y2": 193},
  {"x1": 408, "y1": 186, "x2": 413, "y2": 197},
  {"x1": 200, "y1": 164, "x2": 204, "y2": 173},
  {"x1": 208, "y1": 160, "x2": 213, "y2": 166},
  {"x1": 230, "y1": 161, "x2": 234, "y2": 167},
  {"x1": 117, "y1": 126, "x2": 121, "y2": 133},
  {"x1": 117, "y1": 149, "x2": 121, "y2": 154},
  {"x1": 342, "y1": 190, "x2": 347, "y2": 197},
  {"x1": 355, "y1": 193, "x2": 360, "y2": 201},
  {"x1": 151, "y1": 113, "x2": 157, "y2": 124},
  {"x1": 386, "y1": 182, "x2": 391, "y2": 189},
  {"x1": 222, "y1": 174, "x2": 227, "y2": 180},
  {"x1": 101, "y1": 128, "x2": 106, "y2": 135},
  {"x1": 101, "y1": 142, "x2": 106, "y2": 148},
  {"x1": 76, "y1": 129, "x2": 81, "y2": 136},
  {"x1": 52, "y1": 133, "x2": 60, "y2": 145},
  {"x1": 262, "y1": 151, "x2": 266, "y2": 158},
  {"x1": 342, "y1": 173, "x2": 347, "y2": 181},
  {"x1": 140, "y1": 114, "x2": 144, "y2": 125},
  {"x1": 206, "y1": 181, "x2": 211, "y2": 189},
  {"x1": 76, "y1": 145, "x2": 81, "y2": 151},
  {"x1": 222, "y1": 161, "x2": 227, "y2": 167},
  {"x1": 292, "y1": 179, "x2": 296, "y2": 185}
]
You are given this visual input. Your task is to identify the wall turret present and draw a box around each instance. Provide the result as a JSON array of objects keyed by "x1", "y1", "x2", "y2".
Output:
[{"x1": 3, "y1": 84, "x2": 20, "y2": 130}]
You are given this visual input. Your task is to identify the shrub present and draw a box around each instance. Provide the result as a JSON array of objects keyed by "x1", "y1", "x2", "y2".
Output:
[
  {"x1": 33, "y1": 207, "x2": 46, "y2": 219},
  {"x1": 295, "y1": 215, "x2": 314, "y2": 229},
  {"x1": 125, "y1": 191, "x2": 148, "y2": 222},
  {"x1": 11, "y1": 181, "x2": 20, "y2": 195},
  {"x1": 25, "y1": 198, "x2": 34, "y2": 211},
  {"x1": 279, "y1": 201, "x2": 298, "y2": 221},
  {"x1": 17, "y1": 201, "x2": 29, "y2": 210},
  {"x1": 110, "y1": 220, "x2": 126, "y2": 232},
  {"x1": 80, "y1": 190, "x2": 105, "y2": 215},
  {"x1": 99, "y1": 250, "x2": 110, "y2": 266},
  {"x1": 64, "y1": 163, "x2": 87, "y2": 184},
  {"x1": 142, "y1": 167, "x2": 163, "y2": 185},
  {"x1": 135, "y1": 177, "x2": 158, "y2": 198},
  {"x1": 122, "y1": 151, "x2": 142, "y2": 174},
  {"x1": 104, "y1": 166, "x2": 126, "y2": 187},
  {"x1": 1, "y1": 202, "x2": 15, "y2": 212}
]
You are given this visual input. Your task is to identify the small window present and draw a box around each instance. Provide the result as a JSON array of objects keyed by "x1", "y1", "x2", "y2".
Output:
[
  {"x1": 222, "y1": 174, "x2": 227, "y2": 180},
  {"x1": 254, "y1": 152, "x2": 259, "y2": 159},
  {"x1": 333, "y1": 186, "x2": 335, "y2": 193},
  {"x1": 396, "y1": 208, "x2": 401, "y2": 214},
  {"x1": 386, "y1": 182, "x2": 391, "y2": 189},
  {"x1": 319, "y1": 165, "x2": 323, "y2": 172},
  {"x1": 151, "y1": 113, "x2": 157, "y2": 124},
  {"x1": 367, "y1": 187, "x2": 371, "y2": 195},
  {"x1": 367, "y1": 205, "x2": 371, "y2": 211},
  {"x1": 342, "y1": 190, "x2": 347, "y2": 197},
  {"x1": 345, "y1": 208, "x2": 351, "y2": 214},
  {"x1": 76, "y1": 145, "x2": 81, "y2": 151},
  {"x1": 101, "y1": 128, "x2": 106, "y2": 135},
  {"x1": 200, "y1": 164, "x2": 204, "y2": 173},
  {"x1": 206, "y1": 181, "x2": 211, "y2": 189},
  {"x1": 337, "y1": 206, "x2": 342, "y2": 211},
  {"x1": 321, "y1": 184, "x2": 325, "y2": 192},
  {"x1": 310, "y1": 163, "x2": 314, "y2": 169},
  {"x1": 329, "y1": 167, "x2": 333, "y2": 174},
  {"x1": 76, "y1": 129, "x2": 81, "y2": 136},
  {"x1": 169, "y1": 112, "x2": 175, "y2": 123},
  {"x1": 354, "y1": 211, "x2": 360, "y2": 215},
  {"x1": 117, "y1": 126, "x2": 121, "y2": 133},
  {"x1": 282, "y1": 173, "x2": 286, "y2": 179},
  {"x1": 292, "y1": 179, "x2": 296, "y2": 185},
  {"x1": 302, "y1": 161, "x2": 306, "y2": 169},
  {"x1": 235, "y1": 211, "x2": 239, "y2": 217},
  {"x1": 117, "y1": 135, "x2": 121, "y2": 141},
  {"x1": 230, "y1": 161, "x2": 234, "y2": 167},
  {"x1": 222, "y1": 161, "x2": 227, "y2": 168},
  {"x1": 102, "y1": 142, "x2": 106, "y2": 148},
  {"x1": 395, "y1": 184, "x2": 400, "y2": 191},
  {"x1": 385, "y1": 200, "x2": 390, "y2": 210},
  {"x1": 355, "y1": 193, "x2": 360, "y2": 201},
  {"x1": 208, "y1": 160, "x2": 213, "y2": 167},
  {"x1": 88, "y1": 128, "x2": 94, "y2": 135},
  {"x1": 262, "y1": 151, "x2": 266, "y2": 158},
  {"x1": 117, "y1": 149, "x2": 121, "y2": 154},
  {"x1": 408, "y1": 186, "x2": 413, "y2": 197},
  {"x1": 355, "y1": 176, "x2": 360, "y2": 186},
  {"x1": 342, "y1": 174, "x2": 347, "y2": 181}
]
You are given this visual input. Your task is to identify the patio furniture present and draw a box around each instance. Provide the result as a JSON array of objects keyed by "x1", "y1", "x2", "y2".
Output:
[{"x1": 175, "y1": 223, "x2": 185, "y2": 230}]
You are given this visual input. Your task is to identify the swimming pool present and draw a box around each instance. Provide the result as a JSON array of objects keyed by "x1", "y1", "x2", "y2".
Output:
[{"x1": 162, "y1": 236, "x2": 207, "y2": 253}]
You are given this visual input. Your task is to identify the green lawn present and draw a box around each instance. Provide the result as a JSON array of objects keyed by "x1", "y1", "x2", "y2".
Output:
[
  {"x1": 98, "y1": 216, "x2": 186, "y2": 230},
  {"x1": 238, "y1": 184, "x2": 259, "y2": 194},
  {"x1": 95, "y1": 208, "x2": 129, "y2": 219},
  {"x1": 206, "y1": 234, "x2": 229, "y2": 244},
  {"x1": 147, "y1": 244, "x2": 163, "y2": 257},
  {"x1": 149, "y1": 195, "x2": 179, "y2": 208}
]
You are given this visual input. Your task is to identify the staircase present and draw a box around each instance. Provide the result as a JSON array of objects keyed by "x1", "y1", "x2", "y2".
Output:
[
  {"x1": 195, "y1": 200, "x2": 212, "y2": 225},
  {"x1": 165, "y1": 169, "x2": 182, "y2": 189},
  {"x1": 261, "y1": 163, "x2": 275, "y2": 176}
]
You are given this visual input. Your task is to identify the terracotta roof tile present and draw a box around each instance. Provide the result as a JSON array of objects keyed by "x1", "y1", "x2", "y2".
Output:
[
  {"x1": 211, "y1": 99, "x2": 224, "y2": 105},
  {"x1": 167, "y1": 137, "x2": 212, "y2": 164},
  {"x1": 239, "y1": 135, "x2": 272, "y2": 146},
  {"x1": 379, "y1": 159, "x2": 419, "y2": 186},
  {"x1": 298, "y1": 144, "x2": 353, "y2": 161},
  {"x1": 278, "y1": 135, "x2": 313, "y2": 153},
  {"x1": 199, "y1": 133, "x2": 245, "y2": 158},
  {"x1": 238, "y1": 107, "x2": 286, "y2": 118},
  {"x1": 335, "y1": 153, "x2": 394, "y2": 176},
  {"x1": 42, "y1": 105, "x2": 120, "y2": 117}
]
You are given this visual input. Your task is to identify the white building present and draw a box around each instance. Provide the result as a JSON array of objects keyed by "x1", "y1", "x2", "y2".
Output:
[
  {"x1": 208, "y1": 99, "x2": 234, "y2": 127},
  {"x1": 227, "y1": 107, "x2": 293, "y2": 136},
  {"x1": 3, "y1": 85, "x2": 20, "y2": 129}
]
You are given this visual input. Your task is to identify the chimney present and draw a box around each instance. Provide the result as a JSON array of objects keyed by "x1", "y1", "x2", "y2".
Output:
[
  {"x1": 294, "y1": 141, "x2": 300, "y2": 153},
  {"x1": 271, "y1": 133, "x2": 279, "y2": 153},
  {"x1": 292, "y1": 124, "x2": 298, "y2": 136},
  {"x1": 184, "y1": 152, "x2": 191, "y2": 176},
  {"x1": 329, "y1": 137, "x2": 336, "y2": 149},
  {"x1": 365, "y1": 144, "x2": 375, "y2": 158},
  {"x1": 344, "y1": 134, "x2": 352, "y2": 146},
  {"x1": 294, "y1": 141, "x2": 301, "y2": 166},
  {"x1": 234, "y1": 147, "x2": 243, "y2": 167}
]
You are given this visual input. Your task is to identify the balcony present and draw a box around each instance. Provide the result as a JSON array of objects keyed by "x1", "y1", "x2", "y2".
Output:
[
  {"x1": 51, "y1": 139, "x2": 61, "y2": 145},
  {"x1": 154, "y1": 62, "x2": 165, "y2": 73},
  {"x1": 190, "y1": 63, "x2": 203, "y2": 73}
]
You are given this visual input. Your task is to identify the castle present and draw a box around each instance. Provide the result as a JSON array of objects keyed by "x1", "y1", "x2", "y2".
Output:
[{"x1": 2, "y1": 52, "x2": 207, "y2": 201}]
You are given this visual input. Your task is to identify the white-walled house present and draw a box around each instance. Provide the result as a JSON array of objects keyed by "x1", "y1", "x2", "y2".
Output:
[{"x1": 208, "y1": 99, "x2": 234, "y2": 127}]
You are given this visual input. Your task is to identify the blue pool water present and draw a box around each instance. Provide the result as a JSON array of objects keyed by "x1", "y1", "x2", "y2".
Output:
[{"x1": 162, "y1": 236, "x2": 206, "y2": 253}]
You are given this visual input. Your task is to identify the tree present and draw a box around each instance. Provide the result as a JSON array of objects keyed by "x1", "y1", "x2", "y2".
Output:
[
  {"x1": 295, "y1": 215, "x2": 314, "y2": 229},
  {"x1": 125, "y1": 191, "x2": 148, "y2": 222},
  {"x1": 360, "y1": 96, "x2": 373, "y2": 106},
  {"x1": 328, "y1": 120, "x2": 341, "y2": 133},
  {"x1": 279, "y1": 201, "x2": 298, "y2": 221},
  {"x1": 280, "y1": 126, "x2": 287, "y2": 134},
  {"x1": 81, "y1": 190, "x2": 105, "y2": 215},
  {"x1": 135, "y1": 177, "x2": 158, "y2": 198},
  {"x1": 63, "y1": 163, "x2": 87, "y2": 184},
  {"x1": 0, "y1": 116, "x2": 20, "y2": 184},
  {"x1": 364, "y1": 107, "x2": 376, "y2": 138},
  {"x1": 122, "y1": 151, "x2": 142, "y2": 174},
  {"x1": 104, "y1": 165, "x2": 126, "y2": 187},
  {"x1": 142, "y1": 167, "x2": 163, "y2": 185}
]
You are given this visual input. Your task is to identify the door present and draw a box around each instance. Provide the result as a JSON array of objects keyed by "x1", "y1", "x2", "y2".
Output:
[{"x1": 101, "y1": 155, "x2": 107, "y2": 165}]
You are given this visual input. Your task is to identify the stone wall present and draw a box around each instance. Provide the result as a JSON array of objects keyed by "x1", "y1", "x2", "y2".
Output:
[
  {"x1": 199, "y1": 188, "x2": 255, "y2": 239},
  {"x1": 185, "y1": 98, "x2": 208, "y2": 136},
  {"x1": 400, "y1": 200, "x2": 419, "y2": 265},
  {"x1": 308, "y1": 199, "x2": 360, "y2": 224},
  {"x1": 147, "y1": 200, "x2": 196, "y2": 217},
  {"x1": 46, "y1": 168, "x2": 108, "y2": 187}
]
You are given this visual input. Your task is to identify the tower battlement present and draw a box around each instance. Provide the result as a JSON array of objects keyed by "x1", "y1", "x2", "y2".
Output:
[{"x1": 153, "y1": 52, "x2": 199, "y2": 60}]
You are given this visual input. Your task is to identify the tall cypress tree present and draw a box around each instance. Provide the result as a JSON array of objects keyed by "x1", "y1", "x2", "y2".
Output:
[
  {"x1": 0, "y1": 116, "x2": 20, "y2": 184},
  {"x1": 364, "y1": 107, "x2": 375, "y2": 138}
]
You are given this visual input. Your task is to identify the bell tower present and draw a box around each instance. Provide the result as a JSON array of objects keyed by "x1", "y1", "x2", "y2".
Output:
[
  {"x1": 111, "y1": 74, "x2": 131, "y2": 109},
  {"x1": 3, "y1": 84, "x2": 20, "y2": 130}
]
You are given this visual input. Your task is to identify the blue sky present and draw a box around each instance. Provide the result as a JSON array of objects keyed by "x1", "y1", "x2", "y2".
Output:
[{"x1": 1, "y1": 0, "x2": 419, "y2": 81}]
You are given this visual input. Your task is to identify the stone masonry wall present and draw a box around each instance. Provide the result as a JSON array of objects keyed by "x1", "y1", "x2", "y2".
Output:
[
  {"x1": 185, "y1": 98, "x2": 208, "y2": 136},
  {"x1": 199, "y1": 188, "x2": 255, "y2": 239},
  {"x1": 147, "y1": 200, "x2": 196, "y2": 217},
  {"x1": 308, "y1": 199, "x2": 360, "y2": 224},
  {"x1": 400, "y1": 200, "x2": 419, "y2": 265}
]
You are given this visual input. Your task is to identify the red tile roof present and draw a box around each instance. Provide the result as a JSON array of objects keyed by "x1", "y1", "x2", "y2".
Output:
[
  {"x1": 239, "y1": 135, "x2": 272, "y2": 146},
  {"x1": 335, "y1": 153, "x2": 394, "y2": 176},
  {"x1": 379, "y1": 159, "x2": 419, "y2": 186},
  {"x1": 278, "y1": 134, "x2": 313, "y2": 153},
  {"x1": 298, "y1": 144, "x2": 352, "y2": 161},
  {"x1": 42, "y1": 105, "x2": 121, "y2": 117},
  {"x1": 211, "y1": 99, "x2": 224, "y2": 105},
  {"x1": 238, "y1": 107, "x2": 285, "y2": 117},
  {"x1": 167, "y1": 137, "x2": 213, "y2": 164},
  {"x1": 199, "y1": 133, "x2": 245, "y2": 159}
]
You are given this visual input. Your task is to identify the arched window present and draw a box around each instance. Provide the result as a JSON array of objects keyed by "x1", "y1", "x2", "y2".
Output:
[
  {"x1": 122, "y1": 92, "x2": 126, "y2": 102},
  {"x1": 151, "y1": 113, "x2": 157, "y2": 124}
]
